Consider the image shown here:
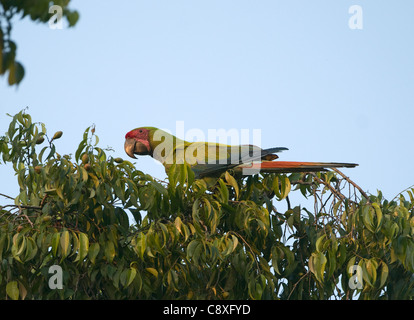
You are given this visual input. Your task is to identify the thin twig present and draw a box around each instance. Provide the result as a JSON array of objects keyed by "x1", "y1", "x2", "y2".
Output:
[
  {"x1": 287, "y1": 270, "x2": 310, "y2": 300},
  {"x1": 331, "y1": 168, "x2": 370, "y2": 202},
  {"x1": 18, "y1": 206, "x2": 33, "y2": 228},
  {"x1": 311, "y1": 173, "x2": 346, "y2": 202},
  {"x1": 285, "y1": 196, "x2": 291, "y2": 211},
  {"x1": 1, "y1": 204, "x2": 42, "y2": 210},
  {"x1": 390, "y1": 184, "x2": 414, "y2": 202},
  {"x1": 40, "y1": 194, "x2": 48, "y2": 207},
  {"x1": 0, "y1": 193, "x2": 15, "y2": 200},
  {"x1": 290, "y1": 180, "x2": 313, "y2": 186},
  {"x1": 228, "y1": 230, "x2": 261, "y2": 273}
]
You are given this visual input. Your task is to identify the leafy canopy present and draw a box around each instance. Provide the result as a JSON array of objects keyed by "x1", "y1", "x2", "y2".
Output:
[{"x1": 0, "y1": 110, "x2": 414, "y2": 300}]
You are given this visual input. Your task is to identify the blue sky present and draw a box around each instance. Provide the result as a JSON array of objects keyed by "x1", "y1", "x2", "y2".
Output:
[{"x1": 1, "y1": 1, "x2": 413, "y2": 205}]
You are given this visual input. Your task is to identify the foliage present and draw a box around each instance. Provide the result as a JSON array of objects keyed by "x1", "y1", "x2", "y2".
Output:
[
  {"x1": 0, "y1": 0, "x2": 79, "y2": 86},
  {"x1": 0, "y1": 110, "x2": 414, "y2": 300}
]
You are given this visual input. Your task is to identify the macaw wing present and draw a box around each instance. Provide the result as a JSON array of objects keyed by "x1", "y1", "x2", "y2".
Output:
[{"x1": 187, "y1": 143, "x2": 288, "y2": 178}]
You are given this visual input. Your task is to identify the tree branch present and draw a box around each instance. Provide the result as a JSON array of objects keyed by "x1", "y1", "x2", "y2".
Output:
[
  {"x1": 331, "y1": 168, "x2": 370, "y2": 202},
  {"x1": 0, "y1": 192, "x2": 15, "y2": 200},
  {"x1": 18, "y1": 206, "x2": 33, "y2": 227},
  {"x1": 311, "y1": 173, "x2": 346, "y2": 202}
]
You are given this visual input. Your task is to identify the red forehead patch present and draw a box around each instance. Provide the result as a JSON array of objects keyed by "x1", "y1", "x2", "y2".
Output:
[
  {"x1": 125, "y1": 128, "x2": 148, "y2": 139},
  {"x1": 125, "y1": 130, "x2": 136, "y2": 139}
]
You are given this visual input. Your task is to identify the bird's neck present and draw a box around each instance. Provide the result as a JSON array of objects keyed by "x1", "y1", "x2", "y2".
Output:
[{"x1": 149, "y1": 130, "x2": 188, "y2": 165}]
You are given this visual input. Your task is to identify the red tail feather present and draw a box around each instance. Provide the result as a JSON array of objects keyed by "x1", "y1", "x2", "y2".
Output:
[{"x1": 237, "y1": 161, "x2": 358, "y2": 173}]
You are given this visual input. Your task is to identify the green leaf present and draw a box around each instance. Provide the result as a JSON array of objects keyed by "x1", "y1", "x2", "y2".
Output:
[
  {"x1": 273, "y1": 176, "x2": 281, "y2": 199},
  {"x1": 281, "y1": 175, "x2": 291, "y2": 200},
  {"x1": 187, "y1": 164, "x2": 195, "y2": 186},
  {"x1": 23, "y1": 237, "x2": 37, "y2": 262},
  {"x1": 75, "y1": 139, "x2": 87, "y2": 162},
  {"x1": 167, "y1": 164, "x2": 178, "y2": 186},
  {"x1": 271, "y1": 246, "x2": 281, "y2": 276},
  {"x1": 0, "y1": 233, "x2": 6, "y2": 261},
  {"x1": 18, "y1": 282, "x2": 27, "y2": 300},
  {"x1": 80, "y1": 166, "x2": 89, "y2": 182},
  {"x1": 186, "y1": 240, "x2": 199, "y2": 258},
  {"x1": 88, "y1": 242, "x2": 100, "y2": 264},
  {"x1": 361, "y1": 205, "x2": 375, "y2": 233},
  {"x1": 38, "y1": 146, "x2": 48, "y2": 163},
  {"x1": 379, "y1": 261, "x2": 389, "y2": 288},
  {"x1": 333, "y1": 200, "x2": 343, "y2": 216},
  {"x1": 121, "y1": 267, "x2": 137, "y2": 288},
  {"x1": 146, "y1": 267, "x2": 158, "y2": 278},
  {"x1": 225, "y1": 171, "x2": 239, "y2": 200},
  {"x1": 60, "y1": 230, "x2": 70, "y2": 259},
  {"x1": 149, "y1": 180, "x2": 167, "y2": 196},
  {"x1": 159, "y1": 222, "x2": 169, "y2": 248},
  {"x1": 66, "y1": 11, "x2": 80, "y2": 27},
  {"x1": 51, "y1": 232, "x2": 60, "y2": 257},
  {"x1": 179, "y1": 164, "x2": 188, "y2": 186},
  {"x1": 11, "y1": 234, "x2": 25, "y2": 262},
  {"x1": 231, "y1": 234, "x2": 238, "y2": 252},
  {"x1": 8, "y1": 61, "x2": 25, "y2": 86},
  {"x1": 130, "y1": 209, "x2": 142, "y2": 225},
  {"x1": 167, "y1": 269, "x2": 179, "y2": 291},
  {"x1": 372, "y1": 202, "x2": 383, "y2": 232},
  {"x1": 315, "y1": 234, "x2": 327, "y2": 253},
  {"x1": 362, "y1": 259, "x2": 377, "y2": 287},
  {"x1": 309, "y1": 252, "x2": 327, "y2": 283},
  {"x1": 337, "y1": 242, "x2": 347, "y2": 267},
  {"x1": 174, "y1": 216, "x2": 183, "y2": 234},
  {"x1": 75, "y1": 232, "x2": 89, "y2": 262},
  {"x1": 104, "y1": 241, "x2": 115, "y2": 263},
  {"x1": 187, "y1": 239, "x2": 203, "y2": 265},
  {"x1": 1, "y1": 51, "x2": 13, "y2": 76},
  {"x1": 115, "y1": 207, "x2": 130, "y2": 233},
  {"x1": 218, "y1": 179, "x2": 229, "y2": 204},
  {"x1": 6, "y1": 281, "x2": 19, "y2": 300},
  {"x1": 248, "y1": 275, "x2": 264, "y2": 300},
  {"x1": 134, "y1": 233, "x2": 146, "y2": 260},
  {"x1": 70, "y1": 231, "x2": 79, "y2": 258},
  {"x1": 182, "y1": 223, "x2": 190, "y2": 242}
]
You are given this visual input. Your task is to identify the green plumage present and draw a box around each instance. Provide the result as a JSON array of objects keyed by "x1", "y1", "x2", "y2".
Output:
[{"x1": 132, "y1": 127, "x2": 287, "y2": 178}]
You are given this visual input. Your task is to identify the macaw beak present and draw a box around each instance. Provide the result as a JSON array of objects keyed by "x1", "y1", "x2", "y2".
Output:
[
  {"x1": 124, "y1": 138, "x2": 137, "y2": 158},
  {"x1": 124, "y1": 138, "x2": 151, "y2": 158}
]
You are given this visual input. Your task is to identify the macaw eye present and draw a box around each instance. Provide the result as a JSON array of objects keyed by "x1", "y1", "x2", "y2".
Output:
[{"x1": 139, "y1": 129, "x2": 143, "y2": 133}]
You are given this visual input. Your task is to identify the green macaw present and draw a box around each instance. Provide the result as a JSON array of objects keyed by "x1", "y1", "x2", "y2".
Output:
[{"x1": 124, "y1": 127, "x2": 357, "y2": 179}]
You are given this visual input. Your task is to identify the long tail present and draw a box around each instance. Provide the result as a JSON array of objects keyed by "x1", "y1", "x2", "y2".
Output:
[{"x1": 237, "y1": 161, "x2": 358, "y2": 173}]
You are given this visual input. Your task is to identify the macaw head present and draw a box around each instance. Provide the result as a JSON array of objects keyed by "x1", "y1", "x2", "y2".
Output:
[{"x1": 124, "y1": 127, "x2": 153, "y2": 158}]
